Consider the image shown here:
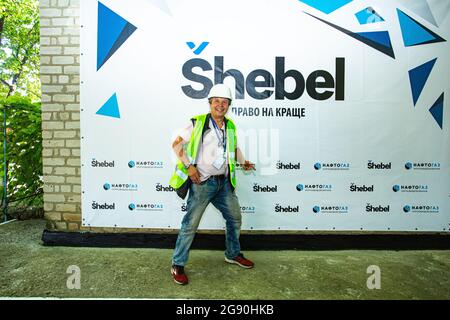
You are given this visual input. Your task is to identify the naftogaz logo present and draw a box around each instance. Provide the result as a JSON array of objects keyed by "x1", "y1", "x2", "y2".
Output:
[
  {"x1": 313, "y1": 205, "x2": 348, "y2": 214},
  {"x1": 298, "y1": 0, "x2": 446, "y2": 130},
  {"x1": 404, "y1": 161, "x2": 441, "y2": 170},
  {"x1": 241, "y1": 206, "x2": 256, "y2": 214},
  {"x1": 393, "y1": 184, "x2": 428, "y2": 193},
  {"x1": 103, "y1": 182, "x2": 138, "y2": 191},
  {"x1": 128, "y1": 203, "x2": 164, "y2": 211},
  {"x1": 403, "y1": 204, "x2": 439, "y2": 214},
  {"x1": 297, "y1": 183, "x2": 333, "y2": 192},
  {"x1": 314, "y1": 162, "x2": 350, "y2": 171},
  {"x1": 128, "y1": 160, "x2": 164, "y2": 169}
]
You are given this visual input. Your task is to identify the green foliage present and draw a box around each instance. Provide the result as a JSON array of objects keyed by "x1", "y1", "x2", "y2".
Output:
[
  {"x1": 0, "y1": 1, "x2": 42, "y2": 215},
  {"x1": 0, "y1": 0, "x2": 40, "y2": 100},
  {"x1": 0, "y1": 96, "x2": 42, "y2": 208}
]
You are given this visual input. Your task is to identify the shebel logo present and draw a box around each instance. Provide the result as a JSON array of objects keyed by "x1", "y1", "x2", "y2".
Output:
[
  {"x1": 393, "y1": 184, "x2": 428, "y2": 193},
  {"x1": 297, "y1": 184, "x2": 333, "y2": 192},
  {"x1": 130, "y1": 203, "x2": 164, "y2": 211},
  {"x1": 368, "y1": 160, "x2": 391, "y2": 170},
  {"x1": 253, "y1": 183, "x2": 278, "y2": 192},
  {"x1": 92, "y1": 201, "x2": 115, "y2": 210},
  {"x1": 182, "y1": 56, "x2": 345, "y2": 100},
  {"x1": 91, "y1": 159, "x2": 115, "y2": 168},
  {"x1": 181, "y1": 203, "x2": 187, "y2": 212},
  {"x1": 366, "y1": 203, "x2": 390, "y2": 213},
  {"x1": 403, "y1": 204, "x2": 439, "y2": 214},
  {"x1": 350, "y1": 183, "x2": 374, "y2": 192},
  {"x1": 103, "y1": 182, "x2": 138, "y2": 191},
  {"x1": 128, "y1": 160, "x2": 164, "y2": 169},
  {"x1": 313, "y1": 205, "x2": 348, "y2": 214},
  {"x1": 156, "y1": 183, "x2": 175, "y2": 192},
  {"x1": 186, "y1": 41, "x2": 209, "y2": 55},
  {"x1": 277, "y1": 161, "x2": 301, "y2": 170},
  {"x1": 315, "y1": 162, "x2": 350, "y2": 170},
  {"x1": 275, "y1": 204, "x2": 299, "y2": 213},
  {"x1": 405, "y1": 161, "x2": 440, "y2": 170}
]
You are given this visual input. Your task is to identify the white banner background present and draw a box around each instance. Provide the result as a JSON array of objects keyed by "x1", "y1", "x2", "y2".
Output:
[{"x1": 80, "y1": 0, "x2": 450, "y2": 231}]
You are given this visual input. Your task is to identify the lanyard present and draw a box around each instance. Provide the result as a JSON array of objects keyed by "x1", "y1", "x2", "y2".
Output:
[{"x1": 211, "y1": 118, "x2": 226, "y2": 153}]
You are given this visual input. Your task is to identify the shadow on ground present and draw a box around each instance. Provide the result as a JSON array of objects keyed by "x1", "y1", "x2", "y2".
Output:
[{"x1": 1, "y1": 219, "x2": 449, "y2": 299}]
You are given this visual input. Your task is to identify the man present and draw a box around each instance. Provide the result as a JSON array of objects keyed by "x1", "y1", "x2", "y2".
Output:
[{"x1": 169, "y1": 83, "x2": 256, "y2": 285}]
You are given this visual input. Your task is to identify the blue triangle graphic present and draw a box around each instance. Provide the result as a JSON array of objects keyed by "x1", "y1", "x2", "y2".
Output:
[
  {"x1": 429, "y1": 93, "x2": 444, "y2": 129},
  {"x1": 304, "y1": 12, "x2": 395, "y2": 58},
  {"x1": 299, "y1": 0, "x2": 353, "y2": 14},
  {"x1": 397, "y1": 9, "x2": 446, "y2": 46},
  {"x1": 408, "y1": 58, "x2": 437, "y2": 106},
  {"x1": 355, "y1": 7, "x2": 384, "y2": 25},
  {"x1": 97, "y1": 2, "x2": 137, "y2": 70},
  {"x1": 356, "y1": 31, "x2": 392, "y2": 48},
  {"x1": 96, "y1": 93, "x2": 120, "y2": 118}
]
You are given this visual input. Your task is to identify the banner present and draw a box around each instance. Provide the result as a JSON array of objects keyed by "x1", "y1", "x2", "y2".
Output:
[{"x1": 80, "y1": 0, "x2": 450, "y2": 231}]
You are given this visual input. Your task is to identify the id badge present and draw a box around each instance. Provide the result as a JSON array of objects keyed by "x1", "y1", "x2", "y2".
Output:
[{"x1": 212, "y1": 154, "x2": 226, "y2": 170}]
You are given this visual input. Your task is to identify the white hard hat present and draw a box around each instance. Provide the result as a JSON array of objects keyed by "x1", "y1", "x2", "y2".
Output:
[{"x1": 207, "y1": 83, "x2": 233, "y2": 101}]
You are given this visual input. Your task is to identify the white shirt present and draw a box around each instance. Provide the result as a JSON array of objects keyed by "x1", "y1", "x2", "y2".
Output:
[{"x1": 178, "y1": 120, "x2": 229, "y2": 182}]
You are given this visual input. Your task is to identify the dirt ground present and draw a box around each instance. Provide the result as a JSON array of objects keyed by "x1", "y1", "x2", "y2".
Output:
[{"x1": 1, "y1": 219, "x2": 450, "y2": 299}]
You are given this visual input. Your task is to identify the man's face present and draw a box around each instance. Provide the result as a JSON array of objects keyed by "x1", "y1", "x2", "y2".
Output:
[{"x1": 209, "y1": 97, "x2": 230, "y2": 119}]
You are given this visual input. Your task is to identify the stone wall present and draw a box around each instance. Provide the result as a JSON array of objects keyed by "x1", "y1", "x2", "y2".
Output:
[
  {"x1": 40, "y1": 0, "x2": 178, "y2": 233},
  {"x1": 40, "y1": 0, "x2": 81, "y2": 231}
]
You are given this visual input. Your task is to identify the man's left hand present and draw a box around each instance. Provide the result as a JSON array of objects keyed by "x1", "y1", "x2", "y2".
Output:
[{"x1": 242, "y1": 160, "x2": 256, "y2": 171}]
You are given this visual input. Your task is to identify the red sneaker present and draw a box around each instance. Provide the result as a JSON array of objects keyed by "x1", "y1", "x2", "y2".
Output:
[
  {"x1": 171, "y1": 265, "x2": 188, "y2": 285},
  {"x1": 225, "y1": 253, "x2": 254, "y2": 269}
]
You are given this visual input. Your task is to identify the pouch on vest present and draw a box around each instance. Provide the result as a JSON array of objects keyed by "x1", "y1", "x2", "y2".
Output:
[{"x1": 175, "y1": 178, "x2": 191, "y2": 200}]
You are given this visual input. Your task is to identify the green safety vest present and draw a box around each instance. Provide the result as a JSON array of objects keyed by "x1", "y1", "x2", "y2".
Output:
[{"x1": 169, "y1": 113, "x2": 237, "y2": 193}]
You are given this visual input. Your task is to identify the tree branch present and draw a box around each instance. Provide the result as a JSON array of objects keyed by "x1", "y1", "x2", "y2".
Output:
[
  {"x1": 0, "y1": 16, "x2": 5, "y2": 46},
  {"x1": 1, "y1": 78, "x2": 12, "y2": 90}
]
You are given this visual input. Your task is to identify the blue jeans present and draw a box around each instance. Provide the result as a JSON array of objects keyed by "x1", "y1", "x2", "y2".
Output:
[{"x1": 172, "y1": 177, "x2": 242, "y2": 266}]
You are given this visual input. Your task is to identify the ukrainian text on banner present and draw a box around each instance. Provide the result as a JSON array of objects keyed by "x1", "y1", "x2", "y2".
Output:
[{"x1": 80, "y1": 0, "x2": 450, "y2": 231}]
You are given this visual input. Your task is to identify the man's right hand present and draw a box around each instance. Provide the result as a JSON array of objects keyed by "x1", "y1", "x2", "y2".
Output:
[{"x1": 187, "y1": 165, "x2": 201, "y2": 184}]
